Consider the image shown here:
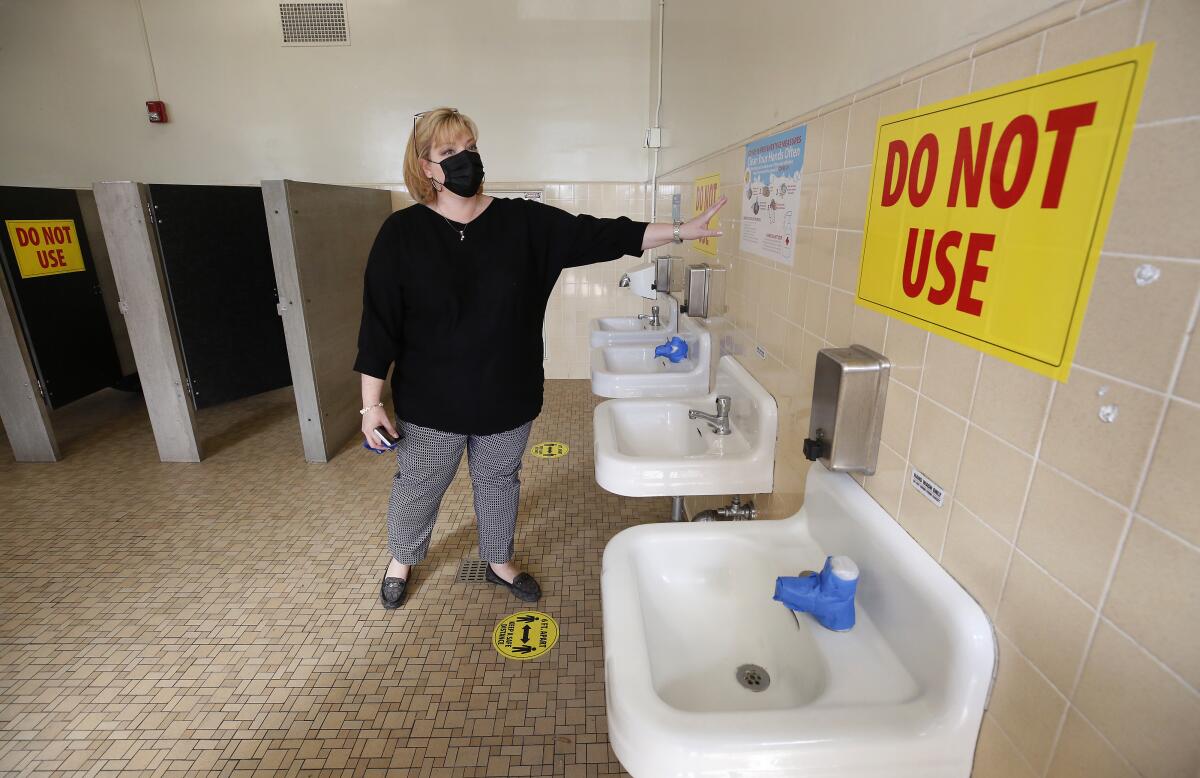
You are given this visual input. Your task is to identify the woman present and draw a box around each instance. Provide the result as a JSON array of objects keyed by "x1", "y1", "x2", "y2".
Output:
[{"x1": 355, "y1": 107, "x2": 726, "y2": 609}]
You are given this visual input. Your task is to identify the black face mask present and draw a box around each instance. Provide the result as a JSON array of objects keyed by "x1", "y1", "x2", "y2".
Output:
[{"x1": 431, "y1": 149, "x2": 484, "y2": 197}]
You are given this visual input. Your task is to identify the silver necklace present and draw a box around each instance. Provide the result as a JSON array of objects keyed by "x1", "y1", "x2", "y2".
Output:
[
  {"x1": 439, "y1": 213, "x2": 466, "y2": 241},
  {"x1": 434, "y1": 203, "x2": 479, "y2": 242}
]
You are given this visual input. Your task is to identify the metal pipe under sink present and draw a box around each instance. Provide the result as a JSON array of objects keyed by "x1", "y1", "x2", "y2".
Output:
[{"x1": 670, "y1": 494, "x2": 757, "y2": 522}]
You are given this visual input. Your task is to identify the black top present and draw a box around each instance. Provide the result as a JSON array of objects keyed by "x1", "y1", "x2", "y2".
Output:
[{"x1": 354, "y1": 196, "x2": 649, "y2": 434}]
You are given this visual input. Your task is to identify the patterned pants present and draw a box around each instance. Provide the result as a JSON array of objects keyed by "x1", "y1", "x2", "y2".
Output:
[{"x1": 385, "y1": 418, "x2": 534, "y2": 565}]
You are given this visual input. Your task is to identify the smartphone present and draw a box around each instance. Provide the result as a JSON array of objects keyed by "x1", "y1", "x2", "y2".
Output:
[{"x1": 374, "y1": 426, "x2": 400, "y2": 448}]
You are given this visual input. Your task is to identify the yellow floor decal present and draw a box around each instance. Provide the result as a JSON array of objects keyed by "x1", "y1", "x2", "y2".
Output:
[
  {"x1": 493, "y1": 611, "x2": 559, "y2": 660},
  {"x1": 530, "y1": 442, "x2": 568, "y2": 458}
]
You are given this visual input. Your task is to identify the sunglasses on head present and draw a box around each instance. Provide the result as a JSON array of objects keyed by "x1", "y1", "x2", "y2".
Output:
[{"x1": 413, "y1": 107, "x2": 458, "y2": 131}]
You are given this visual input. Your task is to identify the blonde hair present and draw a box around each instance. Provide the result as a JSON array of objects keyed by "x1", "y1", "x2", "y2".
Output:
[{"x1": 403, "y1": 107, "x2": 482, "y2": 203}]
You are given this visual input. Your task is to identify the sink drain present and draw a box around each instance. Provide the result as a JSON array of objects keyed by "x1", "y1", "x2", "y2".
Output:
[{"x1": 736, "y1": 664, "x2": 771, "y2": 692}]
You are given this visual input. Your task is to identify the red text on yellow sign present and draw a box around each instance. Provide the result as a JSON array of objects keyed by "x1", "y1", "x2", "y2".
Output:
[
  {"x1": 5, "y1": 219, "x2": 87, "y2": 279},
  {"x1": 856, "y1": 44, "x2": 1153, "y2": 381}
]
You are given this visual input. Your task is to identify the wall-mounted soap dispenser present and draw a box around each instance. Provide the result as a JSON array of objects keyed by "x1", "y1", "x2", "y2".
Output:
[
  {"x1": 654, "y1": 255, "x2": 683, "y2": 294},
  {"x1": 803, "y1": 345, "x2": 890, "y2": 474},
  {"x1": 681, "y1": 263, "x2": 727, "y2": 318}
]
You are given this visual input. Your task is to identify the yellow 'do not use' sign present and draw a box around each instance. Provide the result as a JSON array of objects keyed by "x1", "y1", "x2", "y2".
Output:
[
  {"x1": 5, "y1": 219, "x2": 87, "y2": 279},
  {"x1": 857, "y1": 44, "x2": 1153, "y2": 381}
]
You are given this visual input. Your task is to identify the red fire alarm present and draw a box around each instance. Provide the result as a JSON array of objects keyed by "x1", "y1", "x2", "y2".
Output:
[{"x1": 146, "y1": 100, "x2": 168, "y2": 123}]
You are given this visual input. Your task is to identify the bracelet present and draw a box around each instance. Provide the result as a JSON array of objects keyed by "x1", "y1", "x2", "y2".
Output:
[
  {"x1": 359, "y1": 402, "x2": 383, "y2": 416},
  {"x1": 672, "y1": 221, "x2": 683, "y2": 244}
]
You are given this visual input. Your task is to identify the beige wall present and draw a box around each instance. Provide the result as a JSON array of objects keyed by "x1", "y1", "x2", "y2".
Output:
[
  {"x1": 650, "y1": 0, "x2": 1071, "y2": 175},
  {"x1": 387, "y1": 184, "x2": 652, "y2": 380},
  {"x1": 0, "y1": 0, "x2": 650, "y2": 187},
  {"x1": 658, "y1": 0, "x2": 1200, "y2": 775},
  {"x1": 3, "y1": 2, "x2": 1196, "y2": 771}
]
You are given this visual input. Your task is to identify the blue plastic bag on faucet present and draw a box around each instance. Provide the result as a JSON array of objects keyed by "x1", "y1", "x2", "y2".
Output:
[
  {"x1": 654, "y1": 336, "x2": 689, "y2": 363},
  {"x1": 773, "y1": 555, "x2": 859, "y2": 631}
]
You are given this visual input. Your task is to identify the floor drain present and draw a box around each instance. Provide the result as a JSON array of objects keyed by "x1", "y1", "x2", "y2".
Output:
[
  {"x1": 455, "y1": 558, "x2": 489, "y2": 583},
  {"x1": 736, "y1": 664, "x2": 770, "y2": 692}
]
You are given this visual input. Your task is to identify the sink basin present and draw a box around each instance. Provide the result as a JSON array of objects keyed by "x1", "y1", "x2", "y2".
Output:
[
  {"x1": 601, "y1": 463, "x2": 996, "y2": 777},
  {"x1": 589, "y1": 296, "x2": 681, "y2": 347},
  {"x1": 593, "y1": 355, "x2": 777, "y2": 496},
  {"x1": 595, "y1": 316, "x2": 659, "y2": 333},
  {"x1": 590, "y1": 328, "x2": 711, "y2": 398}
]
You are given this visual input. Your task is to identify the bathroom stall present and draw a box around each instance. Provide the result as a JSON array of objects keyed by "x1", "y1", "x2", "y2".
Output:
[
  {"x1": 92, "y1": 182, "x2": 291, "y2": 462},
  {"x1": 0, "y1": 186, "x2": 123, "y2": 407},
  {"x1": 147, "y1": 184, "x2": 290, "y2": 409},
  {"x1": 262, "y1": 180, "x2": 392, "y2": 463},
  {"x1": 0, "y1": 185, "x2": 134, "y2": 461}
]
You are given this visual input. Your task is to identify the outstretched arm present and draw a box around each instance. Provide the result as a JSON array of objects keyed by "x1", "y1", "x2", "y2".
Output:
[{"x1": 532, "y1": 194, "x2": 729, "y2": 271}]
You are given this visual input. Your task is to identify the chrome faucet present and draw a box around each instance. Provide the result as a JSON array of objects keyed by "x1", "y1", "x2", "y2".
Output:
[
  {"x1": 637, "y1": 305, "x2": 662, "y2": 329},
  {"x1": 689, "y1": 395, "x2": 732, "y2": 435}
]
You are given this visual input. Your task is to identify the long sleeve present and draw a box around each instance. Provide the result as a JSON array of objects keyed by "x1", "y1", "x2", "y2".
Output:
[
  {"x1": 352, "y1": 217, "x2": 403, "y2": 380},
  {"x1": 525, "y1": 199, "x2": 649, "y2": 270}
]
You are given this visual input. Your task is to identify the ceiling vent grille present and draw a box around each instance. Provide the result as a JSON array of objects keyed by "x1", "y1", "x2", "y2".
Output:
[{"x1": 279, "y1": 2, "x2": 349, "y2": 46}]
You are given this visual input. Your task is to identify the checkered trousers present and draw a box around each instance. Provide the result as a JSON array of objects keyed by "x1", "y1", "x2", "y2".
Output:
[{"x1": 385, "y1": 418, "x2": 534, "y2": 565}]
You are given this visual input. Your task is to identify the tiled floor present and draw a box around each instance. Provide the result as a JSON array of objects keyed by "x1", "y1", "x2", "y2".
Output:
[{"x1": 0, "y1": 381, "x2": 665, "y2": 776}]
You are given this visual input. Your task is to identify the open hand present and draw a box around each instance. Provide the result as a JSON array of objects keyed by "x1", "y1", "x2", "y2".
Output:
[{"x1": 680, "y1": 194, "x2": 727, "y2": 241}]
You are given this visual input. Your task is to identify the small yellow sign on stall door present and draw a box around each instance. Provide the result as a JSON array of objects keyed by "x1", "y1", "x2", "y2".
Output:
[
  {"x1": 856, "y1": 44, "x2": 1153, "y2": 381},
  {"x1": 5, "y1": 219, "x2": 86, "y2": 278}
]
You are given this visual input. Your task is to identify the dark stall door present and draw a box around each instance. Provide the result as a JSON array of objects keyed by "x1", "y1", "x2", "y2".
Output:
[
  {"x1": 0, "y1": 185, "x2": 122, "y2": 409},
  {"x1": 148, "y1": 184, "x2": 290, "y2": 409}
]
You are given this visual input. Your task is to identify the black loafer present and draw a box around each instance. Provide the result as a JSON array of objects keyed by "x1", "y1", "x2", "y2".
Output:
[
  {"x1": 485, "y1": 565, "x2": 541, "y2": 602},
  {"x1": 380, "y1": 575, "x2": 407, "y2": 609}
]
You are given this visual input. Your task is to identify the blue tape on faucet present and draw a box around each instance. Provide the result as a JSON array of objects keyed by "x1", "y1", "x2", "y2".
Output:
[
  {"x1": 773, "y1": 555, "x2": 859, "y2": 631},
  {"x1": 654, "y1": 336, "x2": 689, "y2": 363}
]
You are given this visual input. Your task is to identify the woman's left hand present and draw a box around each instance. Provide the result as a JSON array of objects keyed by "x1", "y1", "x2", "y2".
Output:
[{"x1": 679, "y1": 195, "x2": 727, "y2": 241}]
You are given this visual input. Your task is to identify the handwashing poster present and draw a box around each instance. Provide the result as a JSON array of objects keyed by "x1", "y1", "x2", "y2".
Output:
[
  {"x1": 740, "y1": 125, "x2": 805, "y2": 265},
  {"x1": 692, "y1": 173, "x2": 721, "y2": 256}
]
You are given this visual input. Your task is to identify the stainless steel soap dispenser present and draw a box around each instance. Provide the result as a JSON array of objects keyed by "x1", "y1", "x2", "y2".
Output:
[
  {"x1": 681, "y1": 263, "x2": 727, "y2": 318},
  {"x1": 803, "y1": 345, "x2": 891, "y2": 474}
]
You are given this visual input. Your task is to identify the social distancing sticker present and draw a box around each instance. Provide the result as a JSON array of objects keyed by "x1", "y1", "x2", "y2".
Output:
[
  {"x1": 493, "y1": 611, "x2": 558, "y2": 660},
  {"x1": 856, "y1": 44, "x2": 1153, "y2": 381},
  {"x1": 530, "y1": 442, "x2": 568, "y2": 459},
  {"x1": 5, "y1": 219, "x2": 86, "y2": 279}
]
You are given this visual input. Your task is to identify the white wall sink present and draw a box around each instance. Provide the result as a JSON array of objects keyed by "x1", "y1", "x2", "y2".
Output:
[
  {"x1": 589, "y1": 295, "x2": 680, "y2": 347},
  {"x1": 590, "y1": 327, "x2": 711, "y2": 398},
  {"x1": 593, "y1": 355, "x2": 777, "y2": 496},
  {"x1": 601, "y1": 463, "x2": 996, "y2": 777}
]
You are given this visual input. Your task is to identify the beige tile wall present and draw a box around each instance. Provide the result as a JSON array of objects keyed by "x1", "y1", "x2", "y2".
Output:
[
  {"x1": 388, "y1": 183, "x2": 652, "y2": 379},
  {"x1": 656, "y1": 0, "x2": 1199, "y2": 775}
]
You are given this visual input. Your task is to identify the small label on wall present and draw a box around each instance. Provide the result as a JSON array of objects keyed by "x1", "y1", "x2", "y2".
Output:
[
  {"x1": 911, "y1": 468, "x2": 945, "y2": 507},
  {"x1": 755, "y1": 345, "x2": 767, "y2": 360}
]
